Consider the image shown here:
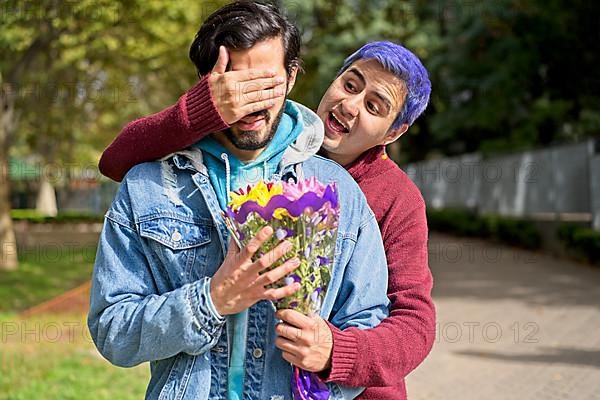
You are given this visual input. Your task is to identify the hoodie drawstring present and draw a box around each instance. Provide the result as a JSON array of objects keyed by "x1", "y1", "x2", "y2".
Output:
[
  {"x1": 295, "y1": 163, "x2": 304, "y2": 182},
  {"x1": 263, "y1": 160, "x2": 269, "y2": 181},
  {"x1": 221, "y1": 153, "x2": 232, "y2": 203}
]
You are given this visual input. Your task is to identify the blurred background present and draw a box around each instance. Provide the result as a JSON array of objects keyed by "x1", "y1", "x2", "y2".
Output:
[{"x1": 1, "y1": 1, "x2": 598, "y2": 399}]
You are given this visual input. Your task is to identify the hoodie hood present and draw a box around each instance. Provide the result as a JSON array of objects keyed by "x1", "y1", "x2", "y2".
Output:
[
  {"x1": 184, "y1": 100, "x2": 323, "y2": 210},
  {"x1": 279, "y1": 100, "x2": 324, "y2": 167}
]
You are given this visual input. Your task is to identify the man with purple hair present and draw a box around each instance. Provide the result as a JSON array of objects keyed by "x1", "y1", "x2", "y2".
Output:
[{"x1": 99, "y1": 40, "x2": 435, "y2": 399}]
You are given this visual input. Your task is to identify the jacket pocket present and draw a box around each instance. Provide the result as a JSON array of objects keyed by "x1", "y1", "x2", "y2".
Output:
[{"x1": 139, "y1": 214, "x2": 212, "y2": 286}]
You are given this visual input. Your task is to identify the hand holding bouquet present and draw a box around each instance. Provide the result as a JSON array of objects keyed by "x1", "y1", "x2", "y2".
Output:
[{"x1": 224, "y1": 177, "x2": 339, "y2": 399}]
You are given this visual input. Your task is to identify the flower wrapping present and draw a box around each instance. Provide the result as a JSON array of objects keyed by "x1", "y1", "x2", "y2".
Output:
[
  {"x1": 223, "y1": 177, "x2": 339, "y2": 399},
  {"x1": 224, "y1": 177, "x2": 339, "y2": 315}
]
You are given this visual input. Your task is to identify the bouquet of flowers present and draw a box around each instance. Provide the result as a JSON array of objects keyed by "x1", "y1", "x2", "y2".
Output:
[{"x1": 223, "y1": 177, "x2": 339, "y2": 400}]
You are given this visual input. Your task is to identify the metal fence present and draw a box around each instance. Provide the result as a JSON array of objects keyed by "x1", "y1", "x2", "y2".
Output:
[{"x1": 405, "y1": 139, "x2": 600, "y2": 230}]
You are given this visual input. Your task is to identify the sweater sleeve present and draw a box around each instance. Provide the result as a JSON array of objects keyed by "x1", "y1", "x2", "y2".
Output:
[
  {"x1": 98, "y1": 75, "x2": 229, "y2": 182},
  {"x1": 321, "y1": 200, "x2": 436, "y2": 388}
]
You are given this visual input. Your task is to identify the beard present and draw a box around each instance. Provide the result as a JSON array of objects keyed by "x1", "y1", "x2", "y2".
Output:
[{"x1": 223, "y1": 105, "x2": 285, "y2": 151}]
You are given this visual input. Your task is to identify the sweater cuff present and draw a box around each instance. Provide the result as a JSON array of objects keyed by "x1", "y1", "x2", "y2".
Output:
[
  {"x1": 319, "y1": 322, "x2": 359, "y2": 383},
  {"x1": 185, "y1": 76, "x2": 229, "y2": 134}
]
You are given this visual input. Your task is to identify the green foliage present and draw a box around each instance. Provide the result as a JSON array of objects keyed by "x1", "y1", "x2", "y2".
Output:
[
  {"x1": 3, "y1": 0, "x2": 597, "y2": 164},
  {"x1": 1, "y1": 0, "x2": 211, "y2": 166},
  {"x1": 281, "y1": 0, "x2": 600, "y2": 162},
  {"x1": 413, "y1": 0, "x2": 600, "y2": 159},
  {"x1": 284, "y1": 0, "x2": 428, "y2": 109},
  {"x1": 483, "y1": 215, "x2": 542, "y2": 249},
  {"x1": 427, "y1": 208, "x2": 541, "y2": 249},
  {"x1": 558, "y1": 224, "x2": 600, "y2": 264},
  {"x1": 426, "y1": 208, "x2": 488, "y2": 237}
]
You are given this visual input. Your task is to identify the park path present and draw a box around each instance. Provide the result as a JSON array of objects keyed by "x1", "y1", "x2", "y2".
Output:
[{"x1": 406, "y1": 233, "x2": 600, "y2": 400}]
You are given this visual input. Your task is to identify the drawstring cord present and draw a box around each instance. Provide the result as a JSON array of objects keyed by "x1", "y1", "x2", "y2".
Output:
[
  {"x1": 295, "y1": 163, "x2": 304, "y2": 181},
  {"x1": 221, "y1": 153, "x2": 284, "y2": 200},
  {"x1": 221, "y1": 153, "x2": 231, "y2": 203},
  {"x1": 263, "y1": 160, "x2": 268, "y2": 181}
]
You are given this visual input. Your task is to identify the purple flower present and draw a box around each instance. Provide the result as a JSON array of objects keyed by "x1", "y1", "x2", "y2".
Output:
[
  {"x1": 276, "y1": 228, "x2": 295, "y2": 240},
  {"x1": 310, "y1": 213, "x2": 321, "y2": 225},
  {"x1": 289, "y1": 301, "x2": 299, "y2": 309},
  {"x1": 304, "y1": 246, "x2": 311, "y2": 258},
  {"x1": 226, "y1": 184, "x2": 339, "y2": 224},
  {"x1": 317, "y1": 256, "x2": 330, "y2": 266},
  {"x1": 310, "y1": 288, "x2": 322, "y2": 303},
  {"x1": 284, "y1": 274, "x2": 302, "y2": 286},
  {"x1": 309, "y1": 274, "x2": 315, "y2": 282},
  {"x1": 276, "y1": 228, "x2": 287, "y2": 241}
]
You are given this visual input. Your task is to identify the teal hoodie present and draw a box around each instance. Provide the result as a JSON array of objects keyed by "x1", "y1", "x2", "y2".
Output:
[
  {"x1": 195, "y1": 100, "x2": 304, "y2": 210},
  {"x1": 194, "y1": 100, "x2": 304, "y2": 400}
]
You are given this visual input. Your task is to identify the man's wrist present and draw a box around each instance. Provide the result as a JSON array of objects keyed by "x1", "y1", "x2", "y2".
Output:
[{"x1": 207, "y1": 278, "x2": 225, "y2": 319}]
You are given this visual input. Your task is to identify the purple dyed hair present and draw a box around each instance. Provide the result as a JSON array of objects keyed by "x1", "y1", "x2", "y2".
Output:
[{"x1": 338, "y1": 41, "x2": 431, "y2": 129}]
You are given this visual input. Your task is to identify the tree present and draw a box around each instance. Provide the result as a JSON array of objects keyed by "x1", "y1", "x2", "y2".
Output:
[
  {"x1": 0, "y1": 0, "x2": 212, "y2": 269},
  {"x1": 413, "y1": 0, "x2": 600, "y2": 158},
  {"x1": 283, "y1": 0, "x2": 599, "y2": 162}
]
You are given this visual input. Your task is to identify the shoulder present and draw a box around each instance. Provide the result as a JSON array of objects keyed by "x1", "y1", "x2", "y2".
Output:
[
  {"x1": 302, "y1": 155, "x2": 358, "y2": 189},
  {"x1": 109, "y1": 160, "x2": 173, "y2": 218},
  {"x1": 121, "y1": 160, "x2": 166, "y2": 190},
  {"x1": 392, "y1": 162, "x2": 425, "y2": 206},
  {"x1": 303, "y1": 155, "x2": 363, "y2": 198},
  {"x1": 302, "y1": 155, "x2": 376, "y2": 224}
]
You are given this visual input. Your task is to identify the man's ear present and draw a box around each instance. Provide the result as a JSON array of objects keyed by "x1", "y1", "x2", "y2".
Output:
[
  {"x1": 383, "y1": 123, "x2": 409, "y2": 145},
  {"x1": 286, "y1": 66, "x2": 299, "y2": 94}
]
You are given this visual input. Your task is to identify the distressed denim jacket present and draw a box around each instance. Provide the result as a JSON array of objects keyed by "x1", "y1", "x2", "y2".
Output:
[{"x1": 88, "y1": 102, "x2": 389, "y2": 399}]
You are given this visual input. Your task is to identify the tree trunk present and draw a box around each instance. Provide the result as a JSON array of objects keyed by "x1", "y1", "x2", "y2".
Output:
[{"x1": 0, "y1": 78, "x2": 19, "y2": 270}]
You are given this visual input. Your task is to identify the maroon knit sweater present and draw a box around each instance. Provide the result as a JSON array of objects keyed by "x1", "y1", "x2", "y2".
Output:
[{"x1": 99, "y1": 77, "x2": 436, "y2": 399}]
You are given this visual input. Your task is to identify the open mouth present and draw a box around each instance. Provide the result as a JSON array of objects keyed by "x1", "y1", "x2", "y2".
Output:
[
  {"x1": 326, "y1": 112, "x2": 350, "y2": 136},
  {"x1": 237, "y1": 114, "x2": 267, "y2": 131}
]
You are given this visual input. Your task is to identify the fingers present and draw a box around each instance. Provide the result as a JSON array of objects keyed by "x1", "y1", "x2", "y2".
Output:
[
  {"x1": 240, "y1": 226, "x2": 274, "y2": 261},
  {"x1": 275, "y1": 309, "x2": 315, "y2": 329},
  {"x1": 262, "y1": 281, "x2": 301, "y2": 302},
  {"x1": 250, "y1": 239, "x2": 294, "y2": 275},
  {"x1": 275, "y1": 336, "x2": 301, "y2": 355},
  {"x1": 254, "y1": 257, "x2": 300, "y2": 287},
  {"x1": 226, "y1": 237, "x2": 240, "y2": 255},
  {"x1": 239, "y1": 99, "x2": 277, "y2": 116},
  {"x1": 230, "y1": 68, "x2": 278, "y2": 82},
  {"x1": 281, "y1": 350, "x2": 300, "y2": 366},
  {"x1": 240, "y1": 81, "x2": 286, "y2": 98},
  {"x1": 275, "y1": 323, "x2": 303, "y2": 341},
  {"x1": 212, "y1": 46, "x2": 229, "y2": 74},
  {"x1": 239, "y1": 77, "x2": 286, "y2": 92},
  {"x1": 241, "y1": 84, "x2": 286, "y2": 102}
]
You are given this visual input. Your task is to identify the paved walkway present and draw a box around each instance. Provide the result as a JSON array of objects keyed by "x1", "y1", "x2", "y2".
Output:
[{"x1": 406, "y1": 233, "x2": 600, "y2": 400}]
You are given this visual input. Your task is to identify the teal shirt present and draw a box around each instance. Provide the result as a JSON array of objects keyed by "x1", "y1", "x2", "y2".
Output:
[{"x1": 195, "y1": 101, "x2": 303, "y2": 399}]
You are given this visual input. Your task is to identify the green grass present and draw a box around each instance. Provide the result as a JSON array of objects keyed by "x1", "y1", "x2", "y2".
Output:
[
  {"x1": 0, "y1": 244, "x2": 150, "y2": 398},
  {"x1": 0, "y1": 313, "x2": 149, "y2": 399},
  {"x1": 0, "y1": 247, "x2": 97, "y2": 312}
]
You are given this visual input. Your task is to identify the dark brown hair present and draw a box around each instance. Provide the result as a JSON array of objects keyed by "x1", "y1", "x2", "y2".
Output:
[{"x1": 189, "y1": 1, "x2": 301, "y2": 77}]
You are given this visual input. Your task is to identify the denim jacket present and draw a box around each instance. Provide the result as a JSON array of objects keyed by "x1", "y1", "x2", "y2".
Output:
[{"x1": 88, "y1": 102, "x2": 389, "y2": 399}]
